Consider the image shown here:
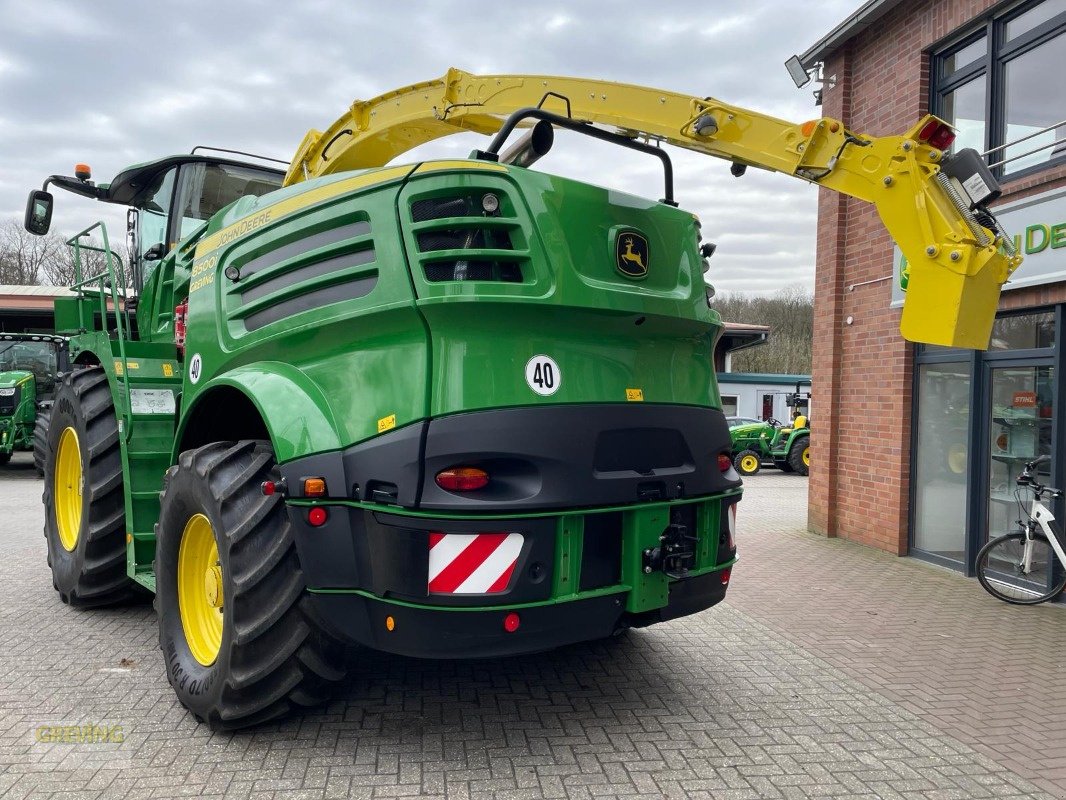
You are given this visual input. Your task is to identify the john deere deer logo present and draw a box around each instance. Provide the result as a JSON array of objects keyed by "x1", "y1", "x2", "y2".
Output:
[{"x1": 616, "y1": 231, "x2": 649, "y2": 279}]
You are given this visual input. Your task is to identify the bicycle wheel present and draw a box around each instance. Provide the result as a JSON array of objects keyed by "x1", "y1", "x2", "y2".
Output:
[{"x1": 975, "y1": 532, "x2": 1066, "y2": 605}]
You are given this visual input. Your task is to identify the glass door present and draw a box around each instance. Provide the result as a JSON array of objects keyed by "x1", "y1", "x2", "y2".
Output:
[
  {"x1": 912, "y1": 362, "x2": 972, "y2": 563},
  {"x1": 983, "y1": 364, "x2": 1056, "y2": 591}
]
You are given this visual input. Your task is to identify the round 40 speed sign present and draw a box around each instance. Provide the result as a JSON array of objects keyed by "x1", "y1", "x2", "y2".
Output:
[{"x1": 525, "y1": 355, "x2": 561, "y2": 396}]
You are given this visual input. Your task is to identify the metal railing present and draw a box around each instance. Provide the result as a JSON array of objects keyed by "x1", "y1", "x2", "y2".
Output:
[
  {"x1": 65, "y1": 221, "x2": 133, "y2": 438},
  {"x1": 982, "y1": 118, "x2": 1066, "y2": 170}
]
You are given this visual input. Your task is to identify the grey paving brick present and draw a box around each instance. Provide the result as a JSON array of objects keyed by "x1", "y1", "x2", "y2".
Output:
[{"x1": 0, "y1": 456, "x2": 1058, "y2": 798}]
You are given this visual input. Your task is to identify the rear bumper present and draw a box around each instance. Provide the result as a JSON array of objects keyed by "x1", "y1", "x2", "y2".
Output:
[{"x1": 309, "y1": 568, "x2": 730, "y2": 659}]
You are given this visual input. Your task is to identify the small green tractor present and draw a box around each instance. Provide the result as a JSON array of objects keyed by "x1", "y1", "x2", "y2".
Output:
[
  {"x1": 729, "y1": 414, "x2": 810, "y2": 477},
  {"x1": 22, "y1": 70, "x2": 1018, "y2": 728},
  {"x1": 0, "y1": 334, "x2": 68, "y2": 470}
]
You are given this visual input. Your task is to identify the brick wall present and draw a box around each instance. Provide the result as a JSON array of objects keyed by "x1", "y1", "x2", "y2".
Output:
[{"x1": 810, "y1": 0, "x2": 1066, "y2": 553}]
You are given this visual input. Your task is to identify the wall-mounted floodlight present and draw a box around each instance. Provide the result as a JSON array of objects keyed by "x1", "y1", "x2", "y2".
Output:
[{"x1": 785, "y1": 55, "x2": 811, "y2": 88}]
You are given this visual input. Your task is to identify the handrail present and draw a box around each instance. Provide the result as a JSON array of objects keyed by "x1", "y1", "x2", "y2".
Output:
[
  {"x1": 982, "y1": 119, "x2": 1066, "y2": 157},
  {"x1": 65, "y1": 222, "x2": 133, "y2": 440}
]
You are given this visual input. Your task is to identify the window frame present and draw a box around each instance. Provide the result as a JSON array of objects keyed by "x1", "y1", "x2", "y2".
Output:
[{"x1": 931, "y1": 0, "x2": 1066, "y2": 184}]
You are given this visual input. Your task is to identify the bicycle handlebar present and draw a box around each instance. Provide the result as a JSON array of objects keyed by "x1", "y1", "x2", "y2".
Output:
[{"x1": 1017, "y1": 456, "x2": 1062, "y2": 499}]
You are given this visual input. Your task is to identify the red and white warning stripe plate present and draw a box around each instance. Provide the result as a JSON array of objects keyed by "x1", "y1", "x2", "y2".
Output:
[{"x1": 428, "y1": 532, "x2": 523, "y2": 594}]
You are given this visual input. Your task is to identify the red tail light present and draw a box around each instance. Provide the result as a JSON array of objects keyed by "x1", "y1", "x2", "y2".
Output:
[
  {"x1": 307, "y1": 507, "x2": 328, "y2": 527},
  {"x1": 503, "y1": 612, "x2": 521, "y2": 632},
  {"x1": 174, "y1": 300, "x2": 188, "y2": 357},
  {"x1": 917, "y1": 119, "x2": 956, "y2": 150},
  {"x1": 717, "y1": 453, "x2": 733, "y2": 473},
  {"x1": 435, "y1": 467, "x2": 490, "y2": 491},
  {"x1": 720, "y1": 567, "x2": 732, "y2": 585}
]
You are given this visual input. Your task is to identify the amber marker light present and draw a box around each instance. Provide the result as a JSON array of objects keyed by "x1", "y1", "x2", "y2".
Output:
[
  {"x1": 435, "y1": 467, "x2": 490, "y2": 491},
  {"x1": 303, "y1": 477, "x2": 327, "y2": 497},
  {"x1": 74, "y1": 164, "x2": 92, "y2": 181}
]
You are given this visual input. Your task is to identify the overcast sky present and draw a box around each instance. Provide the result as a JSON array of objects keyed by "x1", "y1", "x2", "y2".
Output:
[{"x1": 0, "y1": 0, "x2": 862, "y2": 295}]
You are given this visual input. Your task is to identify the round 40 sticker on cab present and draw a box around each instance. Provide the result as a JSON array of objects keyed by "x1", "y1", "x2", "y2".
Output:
[{"x1": 525, "y1": 355, "x2": 560, "y2": 396}]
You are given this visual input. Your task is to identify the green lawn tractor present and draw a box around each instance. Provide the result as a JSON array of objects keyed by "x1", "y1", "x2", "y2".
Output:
[
  {"x1": 729, "y1": 415, "x2": 811, "y2": 477},
  {"x1": 0, "y1": 334, "x2": 68, "y2": 470},
  {"x1": 22, "y1": 70, "x2": 1018, "y2": 729}
]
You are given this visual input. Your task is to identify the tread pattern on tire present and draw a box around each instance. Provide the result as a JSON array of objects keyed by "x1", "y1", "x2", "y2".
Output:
[
  {"x1": 156, "y1": 440, "x2": 348, "y2": 730},
  {"x1": 44, "y1": 367, "x2": 141, "y2": 607},
  {"x1": 33, "y1": 406, "x2": 51, "y2": 476},
  {"x1": 788, "y1": 434, "x2": 810, "y2": 476}
]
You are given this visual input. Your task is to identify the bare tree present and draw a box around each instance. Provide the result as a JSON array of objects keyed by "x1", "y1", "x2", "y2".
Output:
[
  {"x1": 0, "y1": 219, "x2": 65, "y2": 285},
  {"x1": 43, "y1": 237, "x2": 118, "y2": 288},
  {"x1": 713, "y1": 286, "x2": 814, "y2": 374}
]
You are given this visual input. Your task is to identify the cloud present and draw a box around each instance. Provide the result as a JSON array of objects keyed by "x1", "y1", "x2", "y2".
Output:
[{"x1": 0, "y1": 0, "x2": 864, "y2": 294}]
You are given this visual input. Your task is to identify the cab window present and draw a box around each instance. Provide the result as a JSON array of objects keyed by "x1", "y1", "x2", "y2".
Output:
[
  {"x1": 139, "y1": 168, "x2": 177, "y2": 260},
  {"x1": 174, "y1": 163, "x2": 283, "y2": 240}
]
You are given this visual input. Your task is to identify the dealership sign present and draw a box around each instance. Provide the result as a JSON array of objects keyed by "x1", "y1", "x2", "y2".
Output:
[{"x1": 892, "y1": 185, "x2": 1066, "y2": 307}]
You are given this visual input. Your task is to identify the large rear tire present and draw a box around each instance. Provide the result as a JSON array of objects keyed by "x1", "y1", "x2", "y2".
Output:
[
  {"x1": 33, "y1": 406, "x2": 52, "y2": 477},
  {"x1": 789, "y1": 435, "x2": 810, "y2": 477},
  {"x1": 43, "y1": 368, "x2": 143, "y2": 607},
  {"x1": 155, "y1": 440, "x2": 348, "y2": 730}
]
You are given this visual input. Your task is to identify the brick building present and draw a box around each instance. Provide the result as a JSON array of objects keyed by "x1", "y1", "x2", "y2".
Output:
[{"x1": 800, "y1": 0, "x2": 1066, "y2": 589}]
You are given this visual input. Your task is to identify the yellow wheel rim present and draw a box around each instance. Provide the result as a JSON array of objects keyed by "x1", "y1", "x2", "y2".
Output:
[
  {"x1": 802, "y1": 447, "x2": 811, "y2": 467},
  {"x1": 54, "y1": 427, "x2": 83, "y2": 552},
  {"x1": 740, "y1": 455, "x2": 759, "y2": 473},
  {"x1": 947, "y1": 443, "x2": 967, "y2": 474},
  {"x1": 177, "y1": 514, "x2": 224, "y2": 666}
]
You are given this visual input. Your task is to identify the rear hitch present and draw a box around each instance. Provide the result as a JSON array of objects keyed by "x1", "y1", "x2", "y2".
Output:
[{"x1": 642, "y1": 521, "x2": 698, "y2": 579}]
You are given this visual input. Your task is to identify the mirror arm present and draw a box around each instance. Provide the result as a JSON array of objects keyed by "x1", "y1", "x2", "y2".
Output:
[{"x1": 43, "y1": 175, "x2": 108, "y2": 200}]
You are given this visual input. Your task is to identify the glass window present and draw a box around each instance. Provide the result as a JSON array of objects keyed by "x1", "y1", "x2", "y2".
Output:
[
  {"x1": 138, "y1": 168, "x2": 176, "y2": 260},
  {"x1": 1006, "y1": 0, "x2": 1066, "y2": 39},
  {"x1": 0, "y1": 340, "x2": 58, "y2": 394},
  {"x1": 913, "y1": 363, "x2": 972, "y2": 561},
  {"x1": 720, "y1": 395, "x2": 739, "y2": 416},
  {"x1": 941, "y1": 77, "x2": 987, "y2": 155},
  {"x1": 988, "y1": 311, "x2": 1056, "y2": 349},
  {"x1": 1002, "y1": 37, "x2": 1066, "y2": 174},
  {"x1": 174, "y1": 163, "x2": 283, "y2": 239},
  {"x1": 987, "y1": 365, "x2": 1054, "y2": 550},
  {"x1": 943, "y1": 36, "x2": 986, "y2": 74},
  {"x1": 933, "y1": 0, "x2": 1066, "y2": 180}
]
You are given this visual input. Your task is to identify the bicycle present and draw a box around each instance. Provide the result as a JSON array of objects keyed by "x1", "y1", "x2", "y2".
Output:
[{"x1": 976, "y1": 455, "x2": 1066, "y2": 605}]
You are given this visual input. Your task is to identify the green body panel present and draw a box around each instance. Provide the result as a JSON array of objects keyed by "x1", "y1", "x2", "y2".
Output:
[
  {"x1": 0, "y1": 371, "x2": 36, "y2": 455},
  {"x1": 58, "y1": 157, "x2": 733, "y2": 617}
]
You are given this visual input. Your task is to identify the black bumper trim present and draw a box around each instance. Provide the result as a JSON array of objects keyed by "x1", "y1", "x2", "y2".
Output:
[{"x1": 308, "y1": 569, "x2": 729, "y2": 659}]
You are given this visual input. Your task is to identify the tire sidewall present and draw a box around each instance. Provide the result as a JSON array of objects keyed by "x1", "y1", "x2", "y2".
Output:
[
  {"x1": 43, "y1": 378, "x2": 92, "y2": 596},
  {"x1": 156, "y1": 464, "x2": 233, "y2": 717},
  {"x1": 789, "y1": 435, "x2": 810, "y2": 476}
]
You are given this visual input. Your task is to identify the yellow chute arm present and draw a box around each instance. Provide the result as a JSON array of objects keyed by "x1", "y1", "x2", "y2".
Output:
[{"x1": 287, "y1": 68, "x2": 1023, "y2": 350}]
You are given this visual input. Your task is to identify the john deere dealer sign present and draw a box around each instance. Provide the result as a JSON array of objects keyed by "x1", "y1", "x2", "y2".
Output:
[{"x1": 892, "y1": 184, "x2": 1066, "y2": 307}]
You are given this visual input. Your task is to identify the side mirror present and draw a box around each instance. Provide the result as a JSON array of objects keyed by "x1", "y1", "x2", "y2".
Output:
[
  {"x1": 143, "y1": 243, "x2": 165, "y2": 261},
  {"x1": 24, "y1": 190, "x2": 54, "y2": 235}
]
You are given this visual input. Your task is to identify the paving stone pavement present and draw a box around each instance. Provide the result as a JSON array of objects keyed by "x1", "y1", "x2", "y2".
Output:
[{"x1": 0, "y1": 451, "x2": 1058, "y2": 799}]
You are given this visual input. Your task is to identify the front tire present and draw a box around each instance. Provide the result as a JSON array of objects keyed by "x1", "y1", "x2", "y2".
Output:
[
  {"x1": 43, "y1": 368, "x2": 142, "y2": 607},
  {"x1": 155, "y1": 440, "x2": 348, "y2": 730},
  {"x1": 733, "y1": 450, "x2": 761, "y2": 476},
  {"x1": 975, "y1": 531, "x2": 1066, "y2": 605}
]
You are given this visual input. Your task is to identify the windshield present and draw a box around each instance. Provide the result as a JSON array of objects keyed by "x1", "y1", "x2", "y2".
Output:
[{"x1": 0, "y1": 341, "x2": 58, "y2": 393}]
